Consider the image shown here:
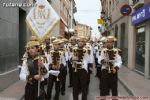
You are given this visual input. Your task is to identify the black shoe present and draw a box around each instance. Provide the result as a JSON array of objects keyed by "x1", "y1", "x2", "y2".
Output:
[
  {"x1": 61, "y1": 91, "x2": 65, "y2": 96},
  {"x1": 68, "y1": 85, "x2": 73, "y2": 88}
]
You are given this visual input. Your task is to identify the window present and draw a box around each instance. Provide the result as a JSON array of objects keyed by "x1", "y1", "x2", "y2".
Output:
[
  {"x1": 115, "y1": 25, "x2": 118, "y2": 47},
  {"x1": 149, "y1": 30, "x2": 150, "y2": 76},
  {"x1": 61, "y1": 2, "x2": 63, "y2": 11},
  {"x1": 120, "y1": 23, "x2": 128, "y2": 66},
  {"x1": 112, "y1": 0, "x2": 115, "y2": 11},
  {"x1": 132, "y1": 0, "x2": 140, "y2": 5},
  {"x1": 135, "y1": 26, "x2": 145, "y2": 73},
  {"x1": 109, "y1": 1, "x2": 111, "y2": 12},
  {"x1": 65, "y1": 8, "x2": 68, "y2": 17},
  {"x1": 116, "y1": 0, "x2": 119, "y2": 6},
  {"x1": 63, "y1": 3, "x2": 65, "y2": 12},
  {"x1": 33, "y1": 0, "x2": 36, "y2": 3}
]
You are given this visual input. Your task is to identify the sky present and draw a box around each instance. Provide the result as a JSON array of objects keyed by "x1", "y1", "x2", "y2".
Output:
[{"x1": 74, "y1": 0, "x2": 102, "y2": 39}]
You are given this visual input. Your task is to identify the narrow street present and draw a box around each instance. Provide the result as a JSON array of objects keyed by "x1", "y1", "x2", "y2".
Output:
[
  {"x1": 48, "y1": 68, "x2": 130, "y2": 100},
  {"x1": 20, "y1": 67, "x2": 130, "y2": 100},
  {"x1": 1, "y1": 0, "x2": 150, "y2": 100}
]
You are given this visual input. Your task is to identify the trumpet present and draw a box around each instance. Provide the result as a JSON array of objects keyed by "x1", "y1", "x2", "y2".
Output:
[
  {"x1": 38, "y1": 55, "x2": 48, "y2": 64},
  {"x1": 72, "y1": 50, "x2": 78, "y2": 72},
  {"x1": 104, "y1": 52, "x2": 115, "y2": 74},
  {"x1": 73, "y1": 60, "x2": 77, "y2": 72}
]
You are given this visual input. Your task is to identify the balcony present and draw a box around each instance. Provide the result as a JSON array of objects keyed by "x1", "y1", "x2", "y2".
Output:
[{"x1": 132, "y1": 0, "x2": 144, "y2": 9}]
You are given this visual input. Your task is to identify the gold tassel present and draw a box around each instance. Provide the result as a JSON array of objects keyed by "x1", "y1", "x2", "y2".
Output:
[
  {"x1": 108, "y1": 66, "x2": 111, "y2": 73},
  {"x1": 56, "y1": 77, "x2": 59, "y2": 81},
  {"x1": 74, "y1": 67, "x2": 77, "y2": 72}
]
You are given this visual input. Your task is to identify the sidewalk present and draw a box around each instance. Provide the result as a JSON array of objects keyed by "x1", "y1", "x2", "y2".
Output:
[
  {"x1": 0, "y1": 80, "x2": 25, "y2": 100},
  {"x1": 118, "y1": 66, "x2": 150, "y2": 96}
]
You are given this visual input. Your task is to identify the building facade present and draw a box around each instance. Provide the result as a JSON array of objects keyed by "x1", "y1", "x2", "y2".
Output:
[
  {"x1": 60, "y1": 0, "x2": 69, "y2": 38},
  {"x1": 48, "y1": 0, "x2": 61, "y2": 37},
  {"x1": 0, "y1": 0, "x2": 77, "y2": 91},
  {"x1": 75, "y1": 22, "x2": 92, "y2": 39},
  {"x1": 100, "y1": 0, "x2": 150, "y2": 79},
  {"x1": 0, "y1": 0, "x2": 31, "y2": 91},
  {"x1": 100, "y1": 0, "x2": 130, "y2": 66},
  {"x1": 131, "y1": 0, "x2": 150, "y2": 78},
  {"x1": 60, "y1": 0, "x2": 77, "y2": 39}
]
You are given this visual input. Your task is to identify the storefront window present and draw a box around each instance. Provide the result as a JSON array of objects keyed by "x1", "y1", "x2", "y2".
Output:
[
  {"x1": 135, "y1": 26, "x2": 145, "y2": 73},
  {"x1": 149, "y1": 35, "x2": 150, "y2": 77}
]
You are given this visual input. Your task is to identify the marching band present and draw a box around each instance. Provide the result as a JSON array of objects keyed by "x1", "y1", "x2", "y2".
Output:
[{"x1": 19, "y1": 35, "x2": 122, "y2": 100}]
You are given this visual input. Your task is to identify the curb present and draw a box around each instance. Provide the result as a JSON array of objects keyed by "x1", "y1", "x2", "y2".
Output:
[
  {"x1": 19, "y1": 95, "x2": 24, "y2": 100},
  {"x1": 118, "y1": 76, "x2": 134, "y2": 96}
]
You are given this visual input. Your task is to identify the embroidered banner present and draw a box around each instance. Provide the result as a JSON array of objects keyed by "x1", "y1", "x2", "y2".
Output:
[{"x1": 26, "y1": 0, "x2": 60, "y2": 41}]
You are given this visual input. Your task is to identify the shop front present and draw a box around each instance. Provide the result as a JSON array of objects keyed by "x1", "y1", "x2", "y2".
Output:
[
  {"x1": 135, "y1": 26, "x2": 145, "y2": 73},
  {"x1": 132, "y1": 2, "x2": 150, "y2": 76}
]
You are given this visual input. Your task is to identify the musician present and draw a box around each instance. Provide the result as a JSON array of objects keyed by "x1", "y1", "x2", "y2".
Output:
[
  {"x1": 59, "y1": 38, "x2": 69, "y2": 95},
  {"x1": 96, "y1": 37, "x2": 107, "y2": 89},
  {"x1": 47, "y1": 39, "x2": 66, "y2": 100},
  {"x1": 44, "y1": 36, "x2": 51, "y2": 54},
  {"x1": 71, "y1": 36, "x2": 90, "y2": 100},
  {"x1": 85, "y1": 41, "x2": 94, "y2": 93},
  {"x1": 98, "y1": 36, "x2": 122, "y2": 96},
  {"x1": 94, "y1": 40, "x2": 100, "y2": 77},
  {"x1": 67, "y1": 36, "x2": 77, "y2": 88},
  {"x1": 19, "y1": 38, "x2": 48, "y2": 100}
]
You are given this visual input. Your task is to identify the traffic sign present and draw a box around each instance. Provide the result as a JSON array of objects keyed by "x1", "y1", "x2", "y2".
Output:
[{"x1": 120, "y1": 4, "x2": 132, "y2": 16}]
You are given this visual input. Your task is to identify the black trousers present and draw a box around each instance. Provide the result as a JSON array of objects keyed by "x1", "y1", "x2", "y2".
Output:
[
  {"x1": 73, "y1": 69, "x2": 88, "y2": 100},
  {"x1": 68, "y1": 61, "x2": 73, "y2": 86},
  {"x1": 97, "y1": 65, "x2": 102, "y2": 89},
  {"x1": 25, "y1": 83, "x2": 38, "y2": 100},
  {"x1": 60, "y1": 67, "x2": 67, "y2": 93},
  {"x1": 95, "y1": 58, "x2": 98, "y2": 68},
  {"x1": 40, "y1": 79, "x2": 47, "y2": 99},
  {"x1": 87, "y1": 72, "x2": 90, "y2": 91},
  {"x1": 87, "y1": 66, "x2": 92, "y2": 91},
  {"x1": 47, "y1": 75, "x2": 61, "y2": 100},
  {"x1": 95, "y1": 58, "x2": 101, "y2": 77},
  {"x1": 96, "y1": 65, "x2": 102, "y2": 78},
  {"x1": 100, "y1": 69, "x2": 118, "y2": 96}
]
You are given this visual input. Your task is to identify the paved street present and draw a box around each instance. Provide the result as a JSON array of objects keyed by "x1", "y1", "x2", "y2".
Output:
[
  {"x1": 20, "y1": 67, "x2": 130, "y2": 100},
  {"x1": 48, "y1": 68, "x2": 130, "y2": 100},
  {"x1": 1, "y1": 0, "x2": 150, "y2": 100},
  {"x1": 2, "y1": 67, "x2": 150, "y2": 100}
]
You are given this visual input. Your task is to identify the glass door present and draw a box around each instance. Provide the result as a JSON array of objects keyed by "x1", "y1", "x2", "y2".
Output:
[{"x1": 135, "y1": 26, "x2": 145, "y2": 73}]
